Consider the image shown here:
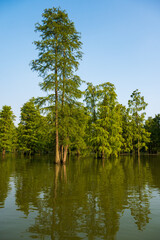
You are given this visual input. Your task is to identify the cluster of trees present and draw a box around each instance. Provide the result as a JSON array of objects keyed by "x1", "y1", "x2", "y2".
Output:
[
  {"x1": 0, "y1": 7, "x2": 159, "y2": 161},
  {"x1": 0, "y1": 85, "x2": 156, "y2": 160},
  {"x1": 84, "y1": 84, "x2": 150, "y2": 158}
]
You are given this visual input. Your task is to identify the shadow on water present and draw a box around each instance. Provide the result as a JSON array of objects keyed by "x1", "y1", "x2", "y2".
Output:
[{"x1": 0, "y1": 154, "x2": 160, "y2": 239}]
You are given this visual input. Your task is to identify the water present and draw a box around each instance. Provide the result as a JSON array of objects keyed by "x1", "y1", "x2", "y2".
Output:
[{"x1": 0, "y1": 154, "x2": 160, "y2": 240}]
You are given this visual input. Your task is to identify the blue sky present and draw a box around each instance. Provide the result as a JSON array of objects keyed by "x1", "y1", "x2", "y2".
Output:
[{"x1": 0, "y1": 0, "x2": 160, "y2": 124}]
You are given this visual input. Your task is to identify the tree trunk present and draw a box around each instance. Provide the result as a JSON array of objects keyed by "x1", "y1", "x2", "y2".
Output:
[
  {"x1": 62, "y1": 50, "x2": 66, "y2": 106},
  {"x1": 60, "y1": 145, "x2": 64, "y2": 162},
  {"x1": 63, "y1": 145, "x2": 68, "y2": 163},
  {"x1": 55, "y1": 94, "x2": 60, "y2": 163},
  {"x1": 58, "y1": 51, "x2": 66, "y2": 164},
  {"x1": 55, "y1": 49, "x2": 60, "y2": 164}
]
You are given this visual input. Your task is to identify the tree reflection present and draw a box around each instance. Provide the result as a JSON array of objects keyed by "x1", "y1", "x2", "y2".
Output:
[
  {"x1": 12, "y1": 155, "x2": 155, "y2": 239},
  {"x1": 14, "y1": 156, "x2": 55, "y2": 216},
  {"x1": 149, "y1": 155, "x2": 160, "y2": 192},
  {"x1": 0, "y1": 155, "x2": 15, "y2": 207},
  {"x1": 124, "y1": 156, "x2": 152, "y2": 231}
]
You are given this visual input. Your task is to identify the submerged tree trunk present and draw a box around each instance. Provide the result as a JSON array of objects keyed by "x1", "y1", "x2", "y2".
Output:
[
  {"x1": 77, "y1": 149, "x2": 80, "y2": 156},
  {"x1": 137, "y1": 137, "x2": 140, "y2": 157},
  {"x1": 55, "y1": 92, "x2": 60, "y2": 163},
  {"x1": 62, "y1": 51, "x2": 65, "y2": 108},
  {"x1": 55, "y1": 53, "x2": 60, "y2": 164},
  {"x1": 62, "y1": 145, "x2": 68, "y2": 163},
  {"x1": 102, "y1": 150, "x2": 105, "y2": 159},
  {"x1": 60, "y1": 145, "x2": 64, "y2": 162},
  {"x1": 60, "y1": 50, "x2": 66, "y2": 164}
]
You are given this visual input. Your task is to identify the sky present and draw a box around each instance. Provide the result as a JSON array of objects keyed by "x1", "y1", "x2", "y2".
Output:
[{"x1": 0, "y1": 0, "x2": 160, "y2": 124}]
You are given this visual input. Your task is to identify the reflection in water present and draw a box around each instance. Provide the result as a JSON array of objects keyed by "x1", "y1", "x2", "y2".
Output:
[
  {"x1": 126, "y1": 157, "x2": 152, "y2": 231},
  {"x1": 0, "y1": 155, "x2": 160, "y2": 239},
  {"x1": 0, "y1": 155, "x2": 15, "y2": 208}
]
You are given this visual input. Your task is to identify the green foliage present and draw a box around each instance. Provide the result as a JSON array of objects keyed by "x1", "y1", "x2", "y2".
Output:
[
  {"x1": 0, "y1": 106, "x2": 16, "y2": 153},
  {"x1": 84, "y1": 82, "x2": 98, "y2": 123},
  {"x1": 145, "y1": 115, "x2": 160, "y2": 153},
  {"x1": 120, "y1": 105, "x2": 134, "y2": 153},
  {"x1": 17, "y1": 99, "x2": 49, "y2": 154},
  {"x1": 90, "y1": 120, "x2": 111, "y2": 156},
  {"x1": 31, "y1": 7, "x2": 82, "y2": 108},
  {"x1": 68, "y1": 104, "x2": 88, "y2": 153},
  {"x1": 97, "y1": 83, "x2": 123, "y2": 157},
  {"x1": 85, "y1": 82, "x2": 123, "y2": 158}
]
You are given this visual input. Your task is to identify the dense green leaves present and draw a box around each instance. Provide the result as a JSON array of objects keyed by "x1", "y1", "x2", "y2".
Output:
[
  {"x1": 0, "y1": 86, "x2": 157, "y2": 158},
  {"x1": 145, "y1": 115, "x2": 160, "y2": 153},
  {"x1": 0, "y1": 106, "x2": 16, "y2": 154},
  {"x1": 85, "y1": 82, "x2": 123, "y2": 158},
  {"x1": 128, "y1": 89, "x2": 150, "y2": 155},
  {"x1": 120, "y1": 105, "x2": 133, "y2": 152},
  {"x1": 17, "y1": 99, "x2": 49, "y2": 154}
]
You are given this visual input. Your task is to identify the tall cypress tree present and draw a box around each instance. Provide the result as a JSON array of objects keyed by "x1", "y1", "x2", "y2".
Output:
[{"x1": 31, "y1": 7, "x2": 82, "y2": 163}]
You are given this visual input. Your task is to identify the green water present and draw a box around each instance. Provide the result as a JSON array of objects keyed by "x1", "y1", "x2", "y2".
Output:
[{"x1": 0, "y1": 154, "x2": 160, "y2": 240}]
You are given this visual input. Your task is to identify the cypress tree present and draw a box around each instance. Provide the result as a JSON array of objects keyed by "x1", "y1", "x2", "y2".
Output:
[{"x1": 31, "y1": 7, "x2": 82, "y2": 163}]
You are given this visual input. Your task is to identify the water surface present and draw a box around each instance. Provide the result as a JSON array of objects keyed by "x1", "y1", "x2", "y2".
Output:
[{"x1": 0, "y1": 154, "x2": 160, "y2": 239}]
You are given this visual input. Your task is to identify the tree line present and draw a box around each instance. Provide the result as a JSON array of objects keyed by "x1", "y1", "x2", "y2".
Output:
[
  {"x1": 0, "y1": 85, "x2": 158, "y2": 159},
  {"x1": 0, "y1": 7, "x2": 159, "y2": 161}
]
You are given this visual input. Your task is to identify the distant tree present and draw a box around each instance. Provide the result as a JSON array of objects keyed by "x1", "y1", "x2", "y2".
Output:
[
  {"x1": 31, "y1": 7, "x2": 82, "y2": 163},
  {"x1": 128, "y1": 89, "x2": 150, "y2": 156},
  {"x1": 0, "y1": 106, "x2": 16, "y2": 155},
  {"x1": 145, "y1": 114, "x2": 160, "y2": 153}
]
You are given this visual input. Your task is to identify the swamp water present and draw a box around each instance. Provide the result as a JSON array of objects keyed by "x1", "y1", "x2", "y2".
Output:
[{"x1": 0, "y1": 154, "x2": 160, "y2": 240}]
